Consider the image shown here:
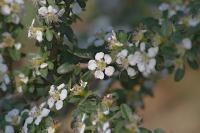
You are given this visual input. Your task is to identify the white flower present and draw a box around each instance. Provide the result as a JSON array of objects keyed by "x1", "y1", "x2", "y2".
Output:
[
  {"x1": 5, "y1": 125, "x2": 14, "y2": 133},
  {"x1": 28, "y1": 19, "x2": 43, "y2": 42},
  {"x1": 116, "y1": 49, "x2": 137, "y2": 77},
  {"x1": 25, "y1": 102, "x2": 50, "y2": 127},
  {"x1": 72, "y1": 2, "x2": 82, "y2": 15},
  {"x1": 88, "y1": 52, "x2": 115, "y2": 79},
  {"x1": 47, "y1": 84, "x2": 68, "y2": 110},
  {"x1": 182, "y1": 38, "x2": 192, "y2": 50},
  {"x1": 38, "y1": 6, "x2": 65, "y2": 24},
  {"x1": 1, "y1": 5, "x2": 11, "y2": 16},
  {"x1": 105, "y1": 31, "x2": 123, "y2": 49},
  {"x1": 5, "y1": 109, "x2": 21, "y2": 125}
]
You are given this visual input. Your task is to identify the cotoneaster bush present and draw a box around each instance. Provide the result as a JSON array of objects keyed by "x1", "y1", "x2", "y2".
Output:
[{"x1": 0, "y1": 0, "x2": 200, "y2": 133}]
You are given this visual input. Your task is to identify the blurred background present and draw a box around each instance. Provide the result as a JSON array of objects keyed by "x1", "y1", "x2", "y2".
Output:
[{"x1": 19, "y1": 0, "x2": 200, "y2": 133}]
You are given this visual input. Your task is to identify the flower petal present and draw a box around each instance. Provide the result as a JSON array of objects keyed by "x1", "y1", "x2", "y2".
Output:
[
  {"x1": 55, "y1": 100, "x2": 63, "y2": 110},
  {"x1": 60, "y1": 89, "x2": 68, "y2": 100},
  {"x1": 94, "y1": 70, "x2": 104, "y2": 79}
]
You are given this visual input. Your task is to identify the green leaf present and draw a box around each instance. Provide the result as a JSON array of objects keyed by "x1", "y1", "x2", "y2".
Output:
[
  {"x1": 67, "y1": 48, "x2": 93, "y2": 59},
  {"x1": 174, "y1": 68, "x2": 185, "y2": 81},
  {"x1": 139, "y1": 128, "x2": 152, "y2": 133},
  {"x1": 117, "y1": 31, "x2": 128, "y2": 43},
  {"x1": 46, "y1": 29, "x2": 53, "y2": 42},
  {"x1": 120, "y1": 104, "x2": 134, "y2": 121},
  {"x1": 57, "y1": 63, "x2": 75, "y2": 74},
  {"x1": 161, "y1": 20, "x2": 173, "y2": 37},
  {"x1": 8, "y1": 49, "x2": 21, "y2": 61}
]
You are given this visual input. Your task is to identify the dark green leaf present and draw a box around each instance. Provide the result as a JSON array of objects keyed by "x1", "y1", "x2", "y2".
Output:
[{"x1": 174, "y1": 68, "x2": 185, "y2": 81}]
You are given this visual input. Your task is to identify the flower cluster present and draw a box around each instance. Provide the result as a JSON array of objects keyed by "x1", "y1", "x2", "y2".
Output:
[
  {"x1": 0, "y1": 0, "x2": 24, "y2": 24},
  {"x1": 23, "y1": 102, "x2": 50, "y2": 133},
  {"x1": 88, "y1": 30, "x2": 159, "y2": 79},
  {"x1": 159, "y1": 2, "x2": 200, "y2": 27}
]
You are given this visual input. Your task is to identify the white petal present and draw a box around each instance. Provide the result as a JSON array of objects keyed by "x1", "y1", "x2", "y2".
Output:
[
  {"x1": 95, "y1": 52, "x2": 104, "y2": 61},
  {"x1": 40, "y1": 63, "x2": 48, "y2": 69},
  {"x1": 104, "y1": 54, "x2": 112, "y2": 64},
  {"x1": 182, "y1": 38, "x2": 192, "y2": 50},
  {"x1": 14, "y1": 43, "x2": 22, "y2": 50},
  {"x1": 38, "y1": 6, "x2": 48, "y2": 16},
  {"x1": 36, "y1": 31, "x2": 43, "y2": 42},
  {"x1": 1, "y1": 5, "x2": 11, "y2": 16},
  {"x1": 60, "y1": 89, "x2": 68, "y2": 100},
  {"x1": 148, "y1": 58, "x2": 156, "y2": 69},
  {"x1": 137, "y1": 63, "x2": 145, "y2": 72},
  {"x1": 128, "y1": 54, "x2": 137, "y2": 66},
  {"x1": 47, "y1": 126, "x2": 55, "y2": 133},
  {"x1": 120, "y1": 49, "x2": 128, "y2": 57},
  {"x1": 34, "y1": 116, "x2": 42, "y2": 125},
  {"x1": 47, "y1": 97, "x2": 55, "y2": 108},
  {"x1": 127, "y1": 67, "x2": 137, "y2": 77},
  {"x1": 105, "y1": 129, "x2": 111, "y2": 133},
  {"x1": 25, "y1": 117, "x2": 33, "y2": 125},
  {"x1": 3, "y1": 74, "x2": 10, "y2": 84},
  {"x1": 41, "y1": 108, "x2": 50, "y2": 117},
  {"x1": 88, "y1": 60, "x2": 97, "y2": 70},
  {"x1": 103, "y1": 122, "x2": 110, "y2": 131},
  {"x1": 94, "y1": 70, "x2": 104, "y2": 79},
  {"x1": 72, "y1": 3, "x2": 82, "y2": 15},
  {"x1": 57, "y1": 83, "x2": 65, "y2": 90},
  {"x1": 5, "y1": 125, "x2": 14, "y2": 133},
  {"x1": 79, "y1": 124, "x2": 85, "y2": 133},
  {"x1": 148, "y1": 47, "x2": 159, "y2": 58},
  {"x1": 55, "y1": 100, "x2": 63, "y2": 110},
  {"x1": 0, "y1": 64, "x2": 8, "y2": 73},
  {"x1": 105, "y1": 66, "x2": 115, "y2": 77},
  {"x1": 140, "y1": 42, "x2": 146, "y2": 52}
]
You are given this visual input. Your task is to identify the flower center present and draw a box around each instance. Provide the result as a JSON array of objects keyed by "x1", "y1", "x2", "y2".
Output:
[{"x1": 97, "y1": 61, "x2": 106, "y2": 70}]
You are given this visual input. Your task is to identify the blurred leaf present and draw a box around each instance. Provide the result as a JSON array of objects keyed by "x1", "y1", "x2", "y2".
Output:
[
  {"x1": 46, "y1": 29, "x2": 53, "y2": 42},
  {"x1": 120, "y1": 104, "x2": 134, "y2": 121},
  {"x1": 57, "y1": 63, "x2": 75, "y2": 74},
  {"x1": 174, "y1": 68, "x2": 185, "y2": 81}
]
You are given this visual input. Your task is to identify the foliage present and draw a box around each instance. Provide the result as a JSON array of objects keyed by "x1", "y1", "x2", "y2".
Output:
[{"x1": 0, "y1": 0, "x2": 200, "y2": 133}]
